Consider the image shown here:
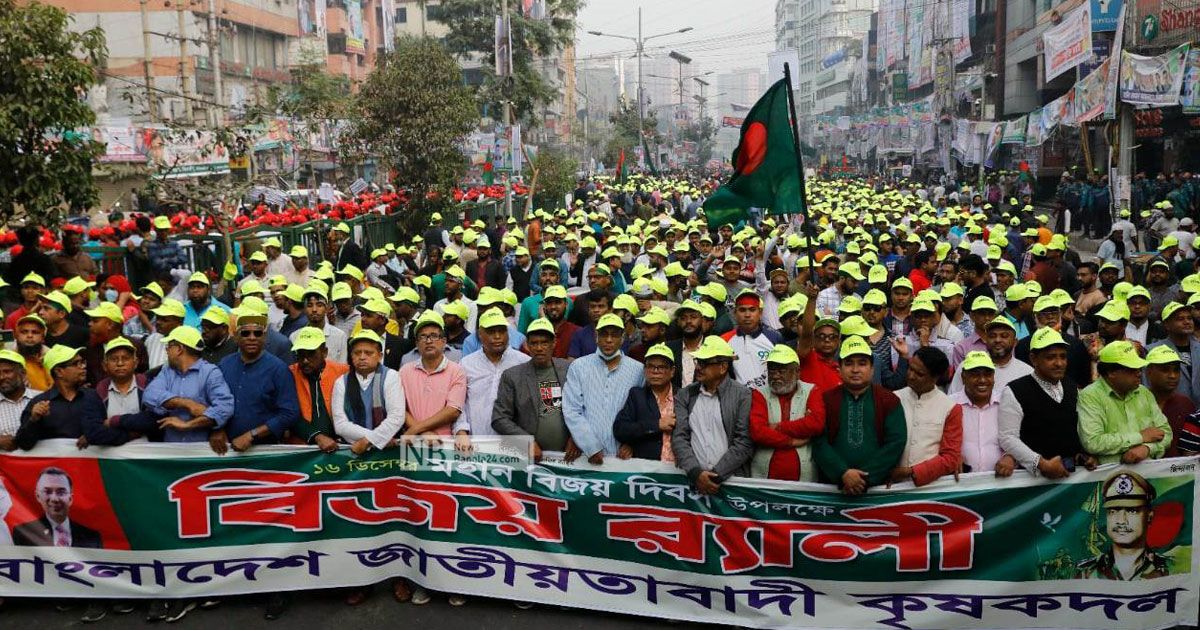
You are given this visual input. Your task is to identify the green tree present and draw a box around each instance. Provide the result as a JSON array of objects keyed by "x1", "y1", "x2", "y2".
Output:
[
  {"x1": 529, "y1": 147, "x2": 577, "y2": 211},
  {"x1": 679, "y1": 117, "x2": 717, "y2": 166},
  {"x1": 602, "y1": 100, "x2": 660, "y2": 167},
  {"x1": 0, "y1": 0, "x2": 107, "y2": 226},
  {"x1": 345, "y1": 36, "x2": 477, "y2": 231},
  {"x1": 437, "y1": 0, "x2": 580, "y2": 125}
]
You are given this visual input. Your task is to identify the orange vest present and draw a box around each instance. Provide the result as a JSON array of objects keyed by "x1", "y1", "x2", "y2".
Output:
[{"x1": 287, "y1": 361, "x2": 349, "y2": 434}]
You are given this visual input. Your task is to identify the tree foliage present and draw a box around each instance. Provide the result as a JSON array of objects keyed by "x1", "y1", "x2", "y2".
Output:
[
  {"x1": 345, "y1": 36, "x2": 477, "y2": 231},
  {"x1": 268, "y1": 48, "x2": 350, "y2": 134},
  {"x1": 0, "y1": 0, "x2": 107, "y2": 226},
  {"x1": 437, "y1": 0, "x2": 580, "y2": 125},
  {"x1": 678, "y1": 116, "x2": 717, "y2": 166},
  {"x1": 530, "y1": 147, "x2": 577, "y2": 210},
  {"x1": 602, "y1": 99, "x2": 661, "y2": 167}
]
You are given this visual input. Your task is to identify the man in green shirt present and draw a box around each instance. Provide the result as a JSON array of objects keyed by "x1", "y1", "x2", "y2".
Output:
[
  {"x1": 1078, "y1": 340, "x2": 1173, "y2": 465},
  {"x1": 813, "y1": 335, "x2": 908, "y2": 495}
]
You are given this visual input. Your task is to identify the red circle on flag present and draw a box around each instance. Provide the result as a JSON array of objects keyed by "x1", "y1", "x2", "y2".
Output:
[{"x1": 736, "y1": 122, "x2": 768, "y2": 175}]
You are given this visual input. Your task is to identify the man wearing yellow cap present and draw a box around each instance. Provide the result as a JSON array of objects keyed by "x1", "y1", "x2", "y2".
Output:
[
  {"x1": 1078, "y1": 340, "x2": 1172, "y2": 466},
  {"x1": 1141, "y1": 345, "x2": 1197, "y2": 456},
  {"x1": 459, "y1": 308, "x2": 531, "y2": 438},
  {"x1": 83, "y1": 303, "x2": 148, "y2": 386},
  {"x1": 181, "y1": 272, "x2": 232, "y2": 329},
  {"x1": 329, "y1": 222, "x2": 369, "y2": 272},
  {"x1": 39, "y1": 291, "x2": 88, "y2": 350},
  {"x1": 748, "y1": 344, "x2": 825, "y2": 481},
  {"x1": 812, "y1": 336, "x2": 907, "y2": 494},
  {"x1": 14, "y1": 346, "x2": 106, "y2": 450},
  {"x1": 262, "y1": 237, "x2": 292, "y2": 279},
  {"x1": 671, "y1": 336, "x2": 753, "y2": 494},
  {"x1": 4, "y1": 273, "x2": 45, "y2": 332},
  {"x1": 492, "y1": 318, "x2": 572, "y2": 459},
  {"x1": 563, "y1": 313, "x2": 645, "y2": 463},
  {"x1": 0, "y1": 350, "x2": 39, "y2": 452}
]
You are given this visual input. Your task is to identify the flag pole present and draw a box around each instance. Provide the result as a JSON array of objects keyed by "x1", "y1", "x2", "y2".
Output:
[{"x1": 781, "y1": 63, "x2": 816, "y2": 277}]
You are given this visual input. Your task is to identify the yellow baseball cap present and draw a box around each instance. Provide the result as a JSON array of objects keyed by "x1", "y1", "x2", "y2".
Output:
[
  {"x1": 153, "y1": 216, "x2": 172, "y2": 230},
  {"x1": 337, "y1": 264, "x2": 364, "y2": 281},
  {"x1": 644, "y1": 343, "x2": 675, "y2": 363},
  {"x1": 911, "y1": 298, "x2": 937, "y2": 313},
  {"x1": 1028, "y1": 327, "x2": 1068, "y2": 351},
  {"x1": 692, "y1": 335, "x2": 735, "y2": 360},
  {"x1": 445, "y1": 265, "x2": 466, "y2": 279},
  {"x1": 289, "y1": 245, "x2": 309, "y2": 258},
  {"x1": 1096, "y1": 301, "x2": 1131, "y2": 322},
  {"x1": 839, "y1": 335, "x2": 872, "y2": 359},
  {"x1": 862, "y1": 288, "x2": 888, "y2": 307},
  {"x1": 390, "y1": 286, "x2": 420, "y2": 304},
  {"x1": 42, "y1": 345, "x2": 83, "y2": 372},
  {"x1": 330, "y1": 281, "x2": 353, "y2": 303},
  {"x1": 263, "y1": 237, "x2": 283, "y2": 249},
  {"x1": 349, "y1": 329, "x2": 384, "y2": 348},
  {"x1": 985, "y1": 315, "x2": 1016, "y2": 332},
  {"x1": 414, "y1": 310, "x2": 445, "y2": 331},
  {"x1": 1126, "y1": 285, "x2": 1151, "y2": 302},
  {"x1": 151, "y1": 298, "x2": 186, "y2": 319},
  {"x1": 868, "y1": 264, "x2": 888, "y2": 284},
  {"x1": 85, "y1": 302, "x2": 124, "y2": 324},
  {"x1": 939, "y1": 282, "x2": 964, "y2": 298},
  {"x1": 613, "y1": 294, "x2": 639, "y2": 315},
  {"x1": 1146, "y1": 345, "x2": 1182, "y2": 365},
  {"x1": 62, "y1": 276, "x2": 95, "y2": 296},
  {"x1": 0, "y1": 349, "x2": 25, "y2": 368},
  {"x1": 201, "y1": 307, "x2": 230, "y2": 327},
  {"x1": 140, "y1": 282, "x2": 165, "y2": 299},
  {"x1": 249, "y1": 251, "x2": 269, "y2": 263},
  {"x1": 960, "y1": 351, "x2": 995, "y2": 372},
  {"x1": 1098, "y1": 340, "x2": 1148, "y2": 369},
  {"x1": 695, "y1": 283, "x2": 727, "y2": 303},
  {"x1": 359, "y1": 298, "x2": 391, "y2": 316},
  {"x1": 1033, "y1": 295, "x2": 1060, "y2": 313},
  {"x1": 765, "y1": 344, "x2": 800, "y2": 365},
  {"x1": 839, "y1": 315, "x2": 874, "y2": 337},
  {"x1": 20, "y1": 272, "x2": 46, "y2": 287},
  {"x1": 103, "y1": 337, "x2": 135, "y2": 355},
  {"x1": 441, "y1": 301, "x2": 469, "y2": 321},
  {"x1": 636, "y1": 306, "x2": 671, "y2": 327},
  {"x1": 477, "y1": 307, "x2": 508, "y2": 330},
  {"x1": 891, "y1": 277, "x2": 913, "y2": 291},
  {"x1": 596, "y1": 313, "x2": 626, "y2": 331},
  {"x1": 42, "y1": 290, "x2": 72, "y2": 313},
  {"x1": 1162, "y1": 301, "x2": 1187, "y2": 322},
  {"x1": 526, "y1": 317, "x2": 556, "y2": 337}
]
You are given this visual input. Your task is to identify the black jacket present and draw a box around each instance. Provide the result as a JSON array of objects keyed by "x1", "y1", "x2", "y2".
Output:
[{"x1": 613, "y1": 385, "x2": 676, "y2": 460}]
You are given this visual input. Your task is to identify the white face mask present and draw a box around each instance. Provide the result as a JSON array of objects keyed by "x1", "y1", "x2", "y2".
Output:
[{"x1": 598, "y1": 349, "x2": 622, "y2": 361}]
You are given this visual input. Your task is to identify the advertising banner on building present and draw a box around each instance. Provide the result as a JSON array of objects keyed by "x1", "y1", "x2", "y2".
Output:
[
  {"x1": 0, "y1": 443, "x2": 1196, "y2": 630},
  {"x1": 1001, "y1": 115, "x2": 1027, "y2": 144},
  {"x1": 1044, "y1": 3, "x2": 1094, "y2": 81},
  {"x1": 1119, "y1": 43, "x2": 1191, "y2": 105},
  {"x1": 345, "y1": 0, "x2": 365, "y2": 55},
  {"x1": 1181, "y1": 47, "x2": 1200, "y2": 113},
  {"x1": 381, "y1": 0, "x2": 396, "y2": 52},
  {"x1": 94, "y1": 127, "x2": 147, "y2": 163},
  {"x1": 1025, "y1": 108, "x2": 1046, "y2": 145},
  {"x1": 1091, "y1": 0, "x2": 1123, "y2": 31},
  {"x1": 141, "y1": 128, "x2": 230, "y2": 178},
  {"x1": 1076, "y1": 58, "x2": 1111, "y2": 122}
]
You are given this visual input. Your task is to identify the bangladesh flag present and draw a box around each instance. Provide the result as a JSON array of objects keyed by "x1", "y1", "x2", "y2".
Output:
[
  {"x1": 482, "y1": 152, "x2": 495, "y2": 186},
  {"x1": 704, "y1": 78, "x2": 805, "y2": 228}
]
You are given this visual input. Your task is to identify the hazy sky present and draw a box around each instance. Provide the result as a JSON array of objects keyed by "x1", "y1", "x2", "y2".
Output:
[{"x1": 574, "y1": 0, "x2": 776, "y2": 77}]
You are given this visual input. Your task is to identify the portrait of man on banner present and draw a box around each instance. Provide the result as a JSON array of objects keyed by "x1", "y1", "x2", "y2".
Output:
[
  {"x1": 1074, "y1": 470, "x2": 1187, "y2": 580},
  {"x1": 11, "y1": 466, "x2": 101, "y2": 548}
]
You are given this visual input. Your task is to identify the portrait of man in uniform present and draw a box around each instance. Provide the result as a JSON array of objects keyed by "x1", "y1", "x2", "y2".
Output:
[
  {"x1": 11, "y1": 467, "x2": 101, "y2": 549},
  {"x1": 1075, "y1": 470, "x2": 1171, "y2": 580}
]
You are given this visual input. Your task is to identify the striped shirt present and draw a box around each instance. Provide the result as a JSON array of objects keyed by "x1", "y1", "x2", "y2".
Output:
[
  {"x1": 0, "y1": 388, "x2": 40, "y2": 435},
  {"x1": 562, "y1": 352, "x2": 645, "y2": 457}
]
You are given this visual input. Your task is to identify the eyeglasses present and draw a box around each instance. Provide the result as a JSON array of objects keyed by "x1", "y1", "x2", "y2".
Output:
[
  {"x1": 239, "y1": 329, "x2": 265, "y2": 338},
  {"x1": 417, "y1": 333, "x2": 444, "y2": 342},
  {"x1": 815, "y1": 333, "x2": 841, "y2": 342},
  {"x1": 645, "y1": 364, "x2": 673, "y2": 372},
  {"x1": 862, "y1": 305, "x2": 885, "y2": 311}
]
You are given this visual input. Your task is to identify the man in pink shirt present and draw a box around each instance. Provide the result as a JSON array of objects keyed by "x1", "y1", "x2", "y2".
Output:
[
  {"x1": 950, "y1": 351, "x2": 1014, "y2": 476},
  {"x1": 396, "y1": 309, "x2": 469, "y2": 607}
]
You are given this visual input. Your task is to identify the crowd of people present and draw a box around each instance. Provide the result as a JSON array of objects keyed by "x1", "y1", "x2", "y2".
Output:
[{"x1": 0, "y1": 173, "x2": 1198, "y2": 622}]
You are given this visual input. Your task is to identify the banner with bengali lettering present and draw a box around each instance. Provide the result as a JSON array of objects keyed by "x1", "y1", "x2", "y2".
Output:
[{"x1": 0, "y1": 441, "x2": 1196, "y2": 630}]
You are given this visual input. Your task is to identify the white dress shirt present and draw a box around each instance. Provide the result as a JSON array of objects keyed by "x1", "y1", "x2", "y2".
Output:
[
  {"x1": 951, "y1": 390, "x2": 1003, "y2": 473},
  {"x1": 689, "y1": 386, "x2": 729, "y2": 470},
  {"x1": 331, "y1": 368, "x2": 406, "y2": 450},
  {"x1": 460, "y1": 347, "x2": 530, "y2": 437},
  {"x1": 0, "y1": 388, "x2": 39, "y2": 435}
]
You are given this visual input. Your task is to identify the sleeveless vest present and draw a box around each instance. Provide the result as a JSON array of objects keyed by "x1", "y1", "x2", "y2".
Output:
[
  {"x1": 509, "y1": 265, "x2": 533, "y2": 301},
  {"x1": 1008, "y1": 374, "x2": 1082, "y2": 460},
  {"x1": 896, "y1": 388, "x2": 956, "y2": 468},
  {"x1": 750, "y1": 382, "x2": 817, "y2": 481}
]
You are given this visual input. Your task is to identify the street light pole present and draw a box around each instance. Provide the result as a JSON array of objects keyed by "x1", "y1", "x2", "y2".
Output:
[{"x1": 587, "y1": 12, "x2": 692, "y2": 165}]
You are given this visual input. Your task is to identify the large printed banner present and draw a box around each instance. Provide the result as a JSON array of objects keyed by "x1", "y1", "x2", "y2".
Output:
[
  {"x1": 1119, "y1": 44, "x2": 1191, "y2": 106},
  {"x1": 1044, "y1": 3, "x2": 1093, "y2": 81},
  {"x1": 0, "y1": 442, "x2": 1196, "y2": 630}
]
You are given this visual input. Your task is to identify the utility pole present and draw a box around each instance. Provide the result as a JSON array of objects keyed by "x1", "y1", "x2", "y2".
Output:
[
  {"x1": 177, "y1": 0, "x2": 194, "y2": 123},
  {"x1": 140, "y1": 0, "x2": 156, "y2": 122},
  {"x1": 501, "y1": 0, "x2": 513, "y2": 219},
  {"x1": 206, "y1": 0, "x2": 223, "y2": 127},
  {"x1": 588, "y1": 11, "x2": 692, "y2": 166}
]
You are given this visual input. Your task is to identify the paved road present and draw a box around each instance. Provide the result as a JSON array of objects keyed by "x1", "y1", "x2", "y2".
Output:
[{"x1": 0, "y1": 592, "x2": 721, "y2": 629}]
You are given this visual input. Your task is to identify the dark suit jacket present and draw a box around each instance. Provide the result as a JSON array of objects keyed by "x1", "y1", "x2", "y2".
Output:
[
  {"x1": 12, "y1": 516, "x2": 102, "y2": 548},
  {"x1": 466, "y1": 258, "x2": 506, "y2": 291},
  {"x1": 491, "y1": 359, "x2": 571, "y2": 438},
  {"x1": 671, "y1": 376, "x2": 753, "y2": 483},
  {"x1": 613, "y1": 385, "x2": 677, "y2": 460},
  {"x1": 336, "y1": 240, "x2": 370, "y2": 272}
]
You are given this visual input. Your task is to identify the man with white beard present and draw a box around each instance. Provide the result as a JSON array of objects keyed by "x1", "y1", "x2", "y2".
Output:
[{"x1": 747, "y1": 345, "x2": 825, "y2": 481}]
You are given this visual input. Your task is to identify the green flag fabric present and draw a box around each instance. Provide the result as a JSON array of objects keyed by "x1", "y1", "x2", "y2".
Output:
[{"x1": 703, "y1": 78, "x2": 804, "y2": 228}]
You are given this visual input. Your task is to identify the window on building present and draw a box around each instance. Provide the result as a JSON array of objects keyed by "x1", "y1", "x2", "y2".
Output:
[
  {"x1": 396, "y1": 7, "x2": 407, "y2": 22},
  {"x1": 427, "y1": 3, "x2": 446, "y2": 21}
]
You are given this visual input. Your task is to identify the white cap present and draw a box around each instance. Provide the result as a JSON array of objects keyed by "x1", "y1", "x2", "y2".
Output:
[{"x1": 1181, "y1": 218, "x2": 1195, "y2": 227}]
